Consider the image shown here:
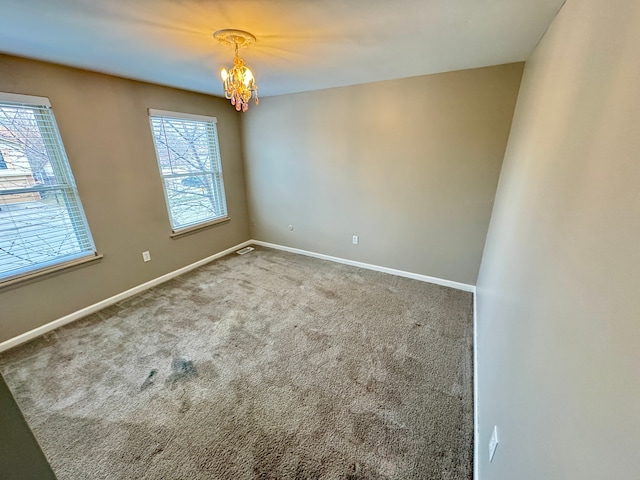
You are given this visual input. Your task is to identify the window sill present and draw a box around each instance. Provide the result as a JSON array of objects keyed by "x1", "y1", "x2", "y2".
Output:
[
  {"x1": 170, "y1": 216, "x2": 230, "y2": 238},
  {"x1": 0, "y1": 254, "x2": 104, "y2": 291}
]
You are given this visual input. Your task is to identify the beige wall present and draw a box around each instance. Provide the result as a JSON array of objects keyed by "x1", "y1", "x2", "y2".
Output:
[
  {"x1": 0, "y1": 55, "x2": 250, "y2": 344},
  {"x1": 242, "y1": 64, "x2": 523, "y2": 285},
  {"x1": 476, "y1": 1, "x2": 640, "y2": 478}
]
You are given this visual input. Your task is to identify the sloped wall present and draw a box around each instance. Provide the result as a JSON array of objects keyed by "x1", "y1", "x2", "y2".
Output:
[{"x1": 476, "y1": 1, "x2": 640, "y2": 478}]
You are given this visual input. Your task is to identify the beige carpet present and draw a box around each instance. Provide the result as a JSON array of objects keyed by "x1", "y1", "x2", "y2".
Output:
[{"x1": 0, "y1": 246, "x2": 474, "y2": 479}]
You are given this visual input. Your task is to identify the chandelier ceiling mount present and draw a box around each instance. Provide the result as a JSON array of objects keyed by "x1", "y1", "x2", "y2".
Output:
[{"x1": 213, "y1": 29, "x2": 256, "y2": 49}]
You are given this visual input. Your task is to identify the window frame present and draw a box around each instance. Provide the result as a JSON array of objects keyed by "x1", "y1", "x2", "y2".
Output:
[
  {"x1": 148, "y1": 109, "x2": 229, "y2": 236},
  {"x1": 0, "y1": 92, "x2": 99, "y2": 287}
]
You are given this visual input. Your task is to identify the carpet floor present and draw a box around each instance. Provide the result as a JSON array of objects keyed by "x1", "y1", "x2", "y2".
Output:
[{"x1": 0, "y1": 246, "x2": 474, "y2": 479}]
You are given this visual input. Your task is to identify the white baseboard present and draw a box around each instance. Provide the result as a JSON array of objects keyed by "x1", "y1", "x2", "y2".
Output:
[
  {"x1": 252, "y1": 240, "x2": 476, "y2": 293},
  {"x1": 0, "y1": 240, "x2": 253, "y2": 353},
  {"x1": 473, "y1": 291, "x2": 479, "y2": 480},
  {"x1": 1, "y1": 238, "x2": 476, "y2": 353}
]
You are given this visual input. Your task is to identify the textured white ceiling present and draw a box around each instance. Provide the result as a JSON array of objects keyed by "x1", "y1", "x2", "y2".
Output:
[{"x1": 0, "y1": 0, "x2": 564, "y2": 97}]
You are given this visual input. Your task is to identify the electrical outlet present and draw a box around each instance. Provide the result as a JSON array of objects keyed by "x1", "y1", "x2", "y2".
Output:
[
  {"x1": 142, "y1": 251, "x2": 151, "y2": 262},
  {"x1": 352, "y1": 235, "x2": 359, "y2": 245},
  {"x1": 489, "y1": 425, "x2": 499, "y2": 462}
]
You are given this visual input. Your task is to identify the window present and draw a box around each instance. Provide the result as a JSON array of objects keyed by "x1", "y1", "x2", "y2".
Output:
[
  {"x1": 0, "y1": 93, "x2": 96, "y2": 284},
  {"x1": 148, "y1": 109, "x2": 228, "y2": 234}
]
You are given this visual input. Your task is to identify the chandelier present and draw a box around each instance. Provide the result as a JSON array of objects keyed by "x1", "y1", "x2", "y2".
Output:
[{"x1": 214, "y1": 29, "x2": 259, "y2": 112}]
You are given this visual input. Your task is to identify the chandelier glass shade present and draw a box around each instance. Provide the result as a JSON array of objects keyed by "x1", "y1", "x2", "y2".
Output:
[{"x1": 214, "y1": 30, "x2": 259, "y2": 112}]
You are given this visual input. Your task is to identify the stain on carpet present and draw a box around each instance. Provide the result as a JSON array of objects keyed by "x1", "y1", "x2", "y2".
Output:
[
  {"x1": 140, "y1": 369, "x2": 158, "y2": 390},
  {"x1": 166, "y1": 357, "x2": 198, "y2": 389}
]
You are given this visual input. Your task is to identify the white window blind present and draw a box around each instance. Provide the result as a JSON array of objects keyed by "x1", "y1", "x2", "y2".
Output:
[
  {"x1": 148, "y1": 110, "x2": 228, "y2": 232},
  {"x1": 0, "y1": 93, "x2": 96, "y2": 283}
]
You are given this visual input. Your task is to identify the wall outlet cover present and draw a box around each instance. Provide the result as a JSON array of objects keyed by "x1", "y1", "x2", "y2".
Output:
[{"x1": 489, "y1": 425, "x2": 499, "y2": 462}]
